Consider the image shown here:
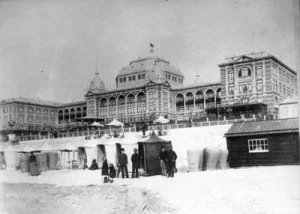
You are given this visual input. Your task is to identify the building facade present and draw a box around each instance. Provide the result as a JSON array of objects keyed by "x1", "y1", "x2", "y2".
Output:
[
  {"x1": 208, "y1": 52, "x2": 298, "y2": 119},
  {"x1": 0, "y1": 52, "x2": 297, "y2": 137}
]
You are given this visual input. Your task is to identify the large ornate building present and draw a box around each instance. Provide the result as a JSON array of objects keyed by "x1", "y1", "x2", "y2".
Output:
[{"x1": 0, "y1": 52, "x2": 297, "y2": 137}]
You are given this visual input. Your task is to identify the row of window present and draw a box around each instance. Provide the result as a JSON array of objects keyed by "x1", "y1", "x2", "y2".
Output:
[
  {"x1": 119, "y1": 73, "x2": 146, "y2": 83},
  {"x1": 24, "y1": 116, "x2": 56, "y2": 124},
  {"x1": 1, "y1": 106, "x2": 56, "y2": 116},
  {"x1": 166, "y1": 73, "x2": 183, "y2": 83},
  {"x1": 228, "y1": 80, "x2": 263, "y2": 94},
  {"x1": 273, "y1": 67, "x2": 297, "y2": 86},
  {"x1": 273, "y1": 80, "x2": 294, "y2": 96}
]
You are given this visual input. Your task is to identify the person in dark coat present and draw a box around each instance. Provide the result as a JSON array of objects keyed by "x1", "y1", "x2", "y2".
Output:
[
  {"x1": 118, "y1": 148, "x2": 129, "y2": 178},
  {"x1": 101, "y1": 159, "x2": 109, "y2": 175},
  {"x1": 166, "y1": 147, "x2": 177, "y2": 177},
  {"x1": 131, "y1": 148, "x2": 140, "y2": 178},
  {"x1": 29, "y1": 152, "x2": 39, "y2": 176},
  {"x1": 89, "y1": 159, "x2": 99, "y2": 170},
  {"x1": 109, "y1": 163, "x2": 116, "y2": 178},
  {"x1": 159, "y1": 146, "x2": 168, "y2": 176}
]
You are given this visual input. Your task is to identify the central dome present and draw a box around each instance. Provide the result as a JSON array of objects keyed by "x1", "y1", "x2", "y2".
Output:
[
  {"x1": 88, "y1": 72, "x2": 106, "y2": 93},
  {"x1": 116, "y1": 56, "x2": 184, "y2": 89}
]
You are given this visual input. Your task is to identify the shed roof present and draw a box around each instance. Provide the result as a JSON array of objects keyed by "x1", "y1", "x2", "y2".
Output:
[
  {"x1": 225, "y1": 118, "x2": 299, "y2": 137},
  {"x1": 139, "y1": 131, "x2": 170, "y2": 143}
]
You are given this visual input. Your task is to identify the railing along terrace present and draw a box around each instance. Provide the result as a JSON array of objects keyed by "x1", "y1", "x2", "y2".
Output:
[{"x1": 18, "y1": 117, "x2": 256, "y2": 142}]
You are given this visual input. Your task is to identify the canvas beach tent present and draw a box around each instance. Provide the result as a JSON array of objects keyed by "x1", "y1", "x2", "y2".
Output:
[
  {"x1": 39, "y1": 142, "x2": 57, "y2": 152},
  {"x1": 138, "y1": 131, "x2": 172, "y2": 175},
  {"x1": 58, "y1": 142, "x2": 78, "y2": 169}
]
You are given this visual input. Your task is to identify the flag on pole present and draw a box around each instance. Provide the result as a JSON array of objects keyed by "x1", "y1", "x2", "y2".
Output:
[{"x1": 150, "y1": 43, "x2": 154, "y2": 53}]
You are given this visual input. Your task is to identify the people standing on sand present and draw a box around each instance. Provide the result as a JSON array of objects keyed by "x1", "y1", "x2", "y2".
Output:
[
  {"x1": 29, "y1": 152, "x2": 39, "y2": 176},
  {"x1": 101, "y1": 159, "x2": 109, "y2": 175},
  {"x1": 131, "y1": 148, "x2": 140, "y2": 178},
  {"x1": 159, "y1": 146, "x2": 168, "y2": 176},
  {"x1": 166, "y1": 147, "x2": 177, "y2": 177},
  {"x1": 89, "y1": 159, "x2": 99, "y2": 170},
  {"x1": 118, "y1": 148, "x2": 129, "y2": 178}
]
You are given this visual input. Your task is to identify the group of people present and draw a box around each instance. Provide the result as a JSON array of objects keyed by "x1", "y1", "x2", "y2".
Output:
[
  {"x1": 159, "y1": 146, "x2": 177, "y2": 177},
  {"x1": 114, "y1": 148, "x2": 141, "y2": 179},
  {"x1": 88, "y1": 147, "x2": 140, "y2": 182},
  {"x1": 89, "y1": 146, "x2": 177, "y2": 179}
]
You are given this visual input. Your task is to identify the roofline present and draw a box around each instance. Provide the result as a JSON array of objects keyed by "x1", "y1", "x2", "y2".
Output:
[
  {"x1": 218, "y1": 55, "x2": 296, "y2": 75},
  {"x1": 0, "y1": 100, "x2": 61, "y2": 108},
  {"x1": 85, "y1": 85, "x2": 146, "y2": 97},
  {"x1": 225, "y1": 129, "x2": 299, "y2": 137},
  {"x1": 57, "y1": 101, "x2": 86, "y2": 108},
  {"x1": 172, "y1": 82, "x2": 221, "y2": 91},
  {"x1": 129, "y1": 57, "x2": 170, "y2": 65}
]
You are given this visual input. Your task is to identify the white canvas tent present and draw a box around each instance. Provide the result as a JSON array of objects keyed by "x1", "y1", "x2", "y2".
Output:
[
  {"x1": 39, "y1": 142, "x2": 57, "y2": 152},
  {"x1": 58, "y1": 143, "x2": 78, "y2": 169}
]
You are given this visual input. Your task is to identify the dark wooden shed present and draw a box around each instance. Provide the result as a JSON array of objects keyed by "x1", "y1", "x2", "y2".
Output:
[
  {"x1": 138, "y1": 131, "x2": 172, "y2": 175},
  {"x1": 225, "y1": 118, "x2": 299, "y2": 167}
]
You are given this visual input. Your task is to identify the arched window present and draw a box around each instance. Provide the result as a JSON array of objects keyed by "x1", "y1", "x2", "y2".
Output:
[
  {"x1": 195, "y1": 91, "x2": 204, "y2": 110},
  {"x1": 185, "y1": 92, "x2": 194, "y2": 111},
  {"x1": 176, "y1": 94, "x2": 184, "y2": 112},
  {"x1": 36, "y1": 108, "x2": 41, "y2": 114},
  {"x1": 70, "y1": 109, "x2": 75, "y2": 122},
  {"x1": 127, "y1": 94, "x2": 135, "y2": 114},
  {"x1": 64, "y1": 109, "x2": 69, "y2": 122},
  {"x1": 76, "y1": 108, "x2": 82, "y2": 119},
  {"x1": 43, "y1": 109, "x2": 49, "y2": 115},
  {"x1": 127, "y1": 94, "x2": 135, "y2": 105},
  {"x1": 82, "y1": 107, "x2": 87, "y2": 117},
  {"x1": 50, "y1": 110, "x2": 55, "y2": 116},
  {"x1": 99, "y1": 99, "x2": 107, "y2": 117},
  {"x1": 206, "y1": 89, "x2": 215, "y2": 108},
  {"x1": 117, "y1": 95, "x2": 125, "y2": 116},
  {"x1": 109, "y1": 97, "x2": 116, "y2": 116},
  {"x1": 137, "y1": 92, "x2": 146, "y2": 113},
  {"x1": 58, "y1": 110, "x2": 63, "y2": 124},
  {"x1": 238, "y1": 67, "x2": 251, "y2": 77}
]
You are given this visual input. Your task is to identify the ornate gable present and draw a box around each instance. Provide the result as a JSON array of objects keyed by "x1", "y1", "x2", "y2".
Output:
[{"x1": 234, "y1": 55, "x2": 253, "y2": 63}]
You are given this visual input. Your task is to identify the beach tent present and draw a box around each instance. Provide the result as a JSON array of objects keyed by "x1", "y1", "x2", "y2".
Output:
[
  {"x1": 58, "y1": 142, "x2": 78, "y2": 169},
  {"x1": 138, "y1": 131, "x2": 172, "y2": 175}
]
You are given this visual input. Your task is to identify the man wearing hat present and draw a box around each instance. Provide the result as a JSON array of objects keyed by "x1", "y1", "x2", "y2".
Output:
[
  {"x1": 166, "y1": 146, "x2": 177, "y2": 177},
  {"x1": 131, "y1": 148, "x2": 140, "y2": 178},
  {"x1": 118, "y1": 148, "x2": 129, "y2": 178}
]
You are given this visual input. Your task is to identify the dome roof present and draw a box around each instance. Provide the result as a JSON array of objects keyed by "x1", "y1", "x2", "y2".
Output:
[
  {"x1": 117, "y1": 57, "x2": 184, "y2": 77},
  {"x1": 88, "y1": 72, "x2": 106, "y2": 93}
]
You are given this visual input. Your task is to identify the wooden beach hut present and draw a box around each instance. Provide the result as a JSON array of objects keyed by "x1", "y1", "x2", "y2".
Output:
[{"x1": 225, "y1": 118, "x2": 299, "y2": 167}]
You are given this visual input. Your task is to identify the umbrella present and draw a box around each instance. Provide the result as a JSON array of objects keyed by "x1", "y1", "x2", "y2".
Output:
[
  {"x1": 107, "y1": 119, "x2": 124, "y2": 127},
  {"x1": 91, "y1": 122, "x2": 104, "y2": 127},
  {"x1": 154, "y1": 116, "x2": 170, "y2": 135},
  {"x1": 107, "y1": 119, "x2": 124, "y2": 136},
  {"x1": 154, "y1": 116, "x2": 169, "y2": 124}
]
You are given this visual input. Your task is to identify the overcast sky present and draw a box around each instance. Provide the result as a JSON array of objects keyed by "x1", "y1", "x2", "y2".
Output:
[{"x1": 0, "y1": 0, "x2": 296, "y2": 103}]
